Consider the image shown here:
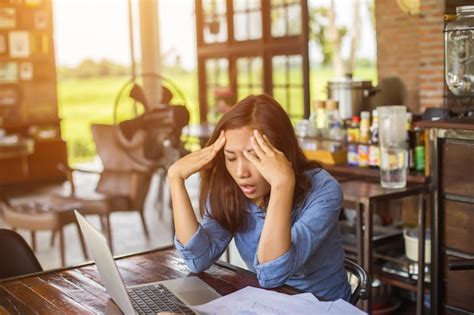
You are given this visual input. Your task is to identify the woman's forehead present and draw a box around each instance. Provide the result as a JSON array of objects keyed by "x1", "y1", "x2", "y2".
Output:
[{"x1": 223, "y1": 127, "x2": 254, "y2": 151}]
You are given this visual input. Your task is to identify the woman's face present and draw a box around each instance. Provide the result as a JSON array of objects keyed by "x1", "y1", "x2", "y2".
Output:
[{"x1": 223, "y1": 126, "x2": 271, "y2": 206}]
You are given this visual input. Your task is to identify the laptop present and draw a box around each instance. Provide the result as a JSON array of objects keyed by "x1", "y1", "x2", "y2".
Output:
[{"x1": 74, "y1": 210, "x2": 221, "y2": 314}]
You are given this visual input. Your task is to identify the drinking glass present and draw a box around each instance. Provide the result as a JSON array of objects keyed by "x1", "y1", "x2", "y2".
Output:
[{"x1": 377, "y1": 106, "x2": 408, "y2": 189}]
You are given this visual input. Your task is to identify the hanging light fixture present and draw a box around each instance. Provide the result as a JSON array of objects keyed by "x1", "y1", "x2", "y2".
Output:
[{"x1": 397, "y1": 0, "x2": 420, "y2": 16}]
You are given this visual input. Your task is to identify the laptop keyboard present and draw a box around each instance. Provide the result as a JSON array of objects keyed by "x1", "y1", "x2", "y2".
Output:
[{"x1": 128, "y1": 283, "x2": 195, "y2": 314}]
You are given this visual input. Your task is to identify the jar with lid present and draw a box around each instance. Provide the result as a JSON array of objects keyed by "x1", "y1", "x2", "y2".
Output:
[{"x1": 445, "y1": 5, "x2": 474, "y2": 96}]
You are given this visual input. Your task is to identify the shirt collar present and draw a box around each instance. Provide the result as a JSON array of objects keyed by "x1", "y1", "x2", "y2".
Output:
[{"x1": 246, "y1": 200, "x2": 265, "y2": 214}]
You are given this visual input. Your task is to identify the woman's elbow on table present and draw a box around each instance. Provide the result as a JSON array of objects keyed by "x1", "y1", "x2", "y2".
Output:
[
  {"x1": 184, "y1": 259, "x2": 212, "y2": 274},
  {"x1": 257, "y1": 273, "x2": 289, "y2": 289}
]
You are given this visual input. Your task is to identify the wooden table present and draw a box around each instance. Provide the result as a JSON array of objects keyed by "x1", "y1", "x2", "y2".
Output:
[
  {"x1": 340, "y1": 179, "x2": 429, "y2": 315},
  {"x1": 0, "y1": 246, "x2": 300, "y2": 314}
]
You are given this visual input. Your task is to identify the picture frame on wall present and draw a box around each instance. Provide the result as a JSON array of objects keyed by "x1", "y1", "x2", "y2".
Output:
[
  {"x1": 0, "y1": 7, "x2": 16, "y2": 29},
  {"x1": 33, "y1": 10, "x2": 48, "y2": 30},
  {"x1": 0, "y1": 61, "x2": 18, "y2": 83},
  {"x1": 8, "y1": 31, "x2": 30, "y2": 58},
  {"x1": 0, "y1": 84, "x2": 21, "y2": 106},
  {"x1": 0, "y1": 33, "x2": 7, "y2": 55},
  {"x1": 19, "y1": 61, "x2": 33, "y2": 80}
]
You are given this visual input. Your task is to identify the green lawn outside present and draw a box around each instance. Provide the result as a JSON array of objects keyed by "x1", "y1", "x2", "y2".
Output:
[{"x1": 58, "y1": 66, "x2": 376, "y2": 164}]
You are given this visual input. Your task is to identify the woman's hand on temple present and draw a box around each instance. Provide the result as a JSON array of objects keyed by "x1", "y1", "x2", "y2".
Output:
[
  {"x1": 243, "y1": 130, "x2": 295, "y2": 188},
  {"x1": 168, "y1": 131, "x2": 226, "y2": 181}
]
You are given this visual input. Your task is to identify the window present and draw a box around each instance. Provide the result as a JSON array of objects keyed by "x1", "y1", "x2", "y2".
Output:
[
  {"x1": 196, "y1": 0, "x2": 310, "y2": 122},
  {"x1": 203, "y1": 0, "x2": 228, "y2": 43},
  {"x1": 237, "y1": 57, "x2": 263, "y2": 99}
]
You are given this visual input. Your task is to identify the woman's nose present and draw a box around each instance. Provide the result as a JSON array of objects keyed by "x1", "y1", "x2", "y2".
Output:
[{"x1": 236, "y1": 159, "x2": 250, "y2": 178}]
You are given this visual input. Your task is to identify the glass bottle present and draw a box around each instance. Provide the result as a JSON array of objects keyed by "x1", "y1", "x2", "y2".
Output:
[
  {"x1": 309, "y1": 100, "x2": 326, "y2": 137},
  {"x1": 359, "y1": 111, "x2": 371, "y2": 143},
  {"x1": 358, "y1": 111, "x2": 370, "y2": 167},
  {"x1": 324, "y1": 99, "x2": 342, "y2": 138},
  {"x1": 406, "y1": 112, "x2": 416, "y2": 171},
  {"x1": 369, "y1": 110, "x2": 380, "y2": 168},
  {"x1": 328, "y1": 121, "x2": 345, "y2": 152},
  {"x1": 414, "y1": 128, "x2": 426, "y2": 172}
]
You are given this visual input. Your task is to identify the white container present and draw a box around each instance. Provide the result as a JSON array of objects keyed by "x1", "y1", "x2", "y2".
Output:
[{"x1": 404, "y1": 229, "x2": 431, "y2": 264}]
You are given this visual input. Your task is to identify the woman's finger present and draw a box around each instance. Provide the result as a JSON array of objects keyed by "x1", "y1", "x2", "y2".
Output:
[
  {"x1": 243, "y1": 149, "x2": 260, "y2": 165},
  {"x1": 250, "y1": 136, "x2": 266, "y2": 158},
  {"x1": 212, "y1": 133, "x2": 226, "y2": 152},
  {"x1": 207, "y1": 131, "x2": 226, "y2": 152},
  {"x1": 253, "y1": 130, "x2": 272, "y2": 154}
]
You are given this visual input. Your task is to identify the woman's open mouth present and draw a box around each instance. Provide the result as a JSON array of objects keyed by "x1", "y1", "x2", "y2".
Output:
[{"x1": 239, "y1": 184, "x2": 256, "y2": 195}]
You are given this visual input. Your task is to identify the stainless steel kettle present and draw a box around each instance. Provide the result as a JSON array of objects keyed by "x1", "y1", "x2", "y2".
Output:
[{"x1": 327, "y1": 74, "x2": 378, "y2": 120}]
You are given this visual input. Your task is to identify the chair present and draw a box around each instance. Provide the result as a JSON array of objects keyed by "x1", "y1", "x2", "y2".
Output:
[
  {"x1": 345, "y1": 258, "x2": 370, "y2": 305},
  {"x1": 54, "y1": 124, "x2": 157, "y2": 253},
  {"x1": 1, "y1": 199, "x2": 87, "y2": 267},
  {"x1": 0, "y1": 229, "x2": 43, "y2": 280}
]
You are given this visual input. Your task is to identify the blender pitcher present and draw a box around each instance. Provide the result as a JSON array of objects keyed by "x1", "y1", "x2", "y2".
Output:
[{"x1": 377, "y1": 106, "x2": 408, "y2": 189}]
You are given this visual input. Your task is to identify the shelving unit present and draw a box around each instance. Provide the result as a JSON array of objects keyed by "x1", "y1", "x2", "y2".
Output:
[
  {"x1": 0, "y1": 0, "x2": 67, "y2": 187},
  {"x1": 337, "y1": 178, "x2": 429, "y2": 314},
  {"x1": 341, "y1": 220, "x2": 431, "y2": 295},
  {"x1": 299, "y1": 135, "x2": 429, "y2": 183}
]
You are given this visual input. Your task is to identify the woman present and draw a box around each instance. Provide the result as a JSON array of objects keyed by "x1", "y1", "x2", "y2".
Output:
[{"x1": 168, "y1": 94, "x2": 351, "y2": 301}]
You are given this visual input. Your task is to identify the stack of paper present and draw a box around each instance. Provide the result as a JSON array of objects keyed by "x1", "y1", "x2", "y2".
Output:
[{"x1": 192, "y1": 286, "x2": 366, "y2": 315}]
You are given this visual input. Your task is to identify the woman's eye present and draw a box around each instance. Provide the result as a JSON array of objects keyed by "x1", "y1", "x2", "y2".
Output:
[{"x1": 226, "y1": 157, "x2": 236, "y2": 162}]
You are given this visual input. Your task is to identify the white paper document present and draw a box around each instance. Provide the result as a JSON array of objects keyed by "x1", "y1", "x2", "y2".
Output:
[{"x1": 192, "y1": 286, "x2": 366, "y2": 315}]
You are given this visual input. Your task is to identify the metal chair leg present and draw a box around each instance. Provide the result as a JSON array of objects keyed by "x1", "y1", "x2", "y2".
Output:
[
  {"x1": 157, "y1": 169, "x2": 166, "y2": 220},
  {"x1": 58, "y1": 228, "x2": 65, "y2": 267}
]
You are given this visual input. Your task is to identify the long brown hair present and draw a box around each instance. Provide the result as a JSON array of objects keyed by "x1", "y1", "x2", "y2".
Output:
[{"x1": 199, "y1": 94, "x2": 319, "y2": 233}]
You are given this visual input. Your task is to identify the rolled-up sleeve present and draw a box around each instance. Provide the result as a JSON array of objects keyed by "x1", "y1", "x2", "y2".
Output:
[
  {"x1": 253, "y1": 177, "x2": 343, "y2": 288},
  {"x1": 174, "y1": 210, "x2": 232, "y2": 273}
]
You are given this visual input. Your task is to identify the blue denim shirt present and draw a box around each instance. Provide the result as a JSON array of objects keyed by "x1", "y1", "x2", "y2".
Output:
[{"x1": 174, "y1": 168, "x2": 351, "y2": 301}]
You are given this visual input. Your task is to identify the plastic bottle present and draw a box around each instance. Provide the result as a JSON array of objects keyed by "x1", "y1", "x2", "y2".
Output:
[
  {"x1": 347, "y1": 116, "x2": 360, "y2": 166},
  {"x1": 347, "y1": 116, "x2": 360, "y2": 142}
]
